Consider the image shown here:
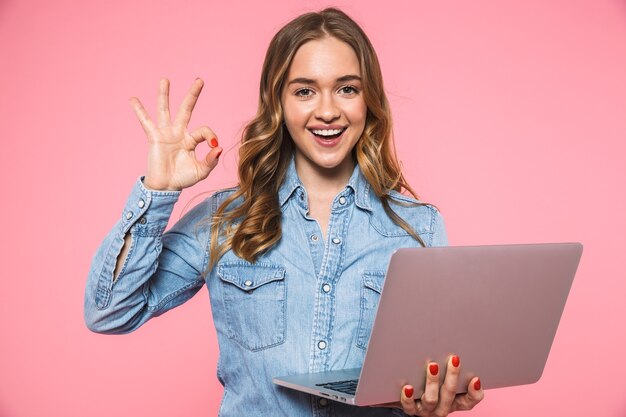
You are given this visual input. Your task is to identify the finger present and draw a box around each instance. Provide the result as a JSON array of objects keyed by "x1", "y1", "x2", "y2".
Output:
[
  {"x1": 451, "y1": 377, "x2": 484, "y2": 412},
  {"x1": 129, "y1": 97, "x2": 156, "y2": 137},
  {"x1": 433, "y1": 355, "x2": 461, "y2": 416},
  {"x1": 188, "y1": 126, "x2": 219, "y2": 150},
  {"x1": 399, "y1": 385, "x2": 419, "y2": 416},
  {"x1": 198, "y1": 146, "x2": 222, "y2": 178},
  {"x1": 174, "y1": 78, "x2": 204, "y2": 127},
  {"x1": 157, "y1": 78, "x2": 171, "y2": 128},
  {"x1": 420, "y1": 362, "x2": 440, "y2": 413},
  {"x1": 189, "y1": 126, "x2": 221, "y2": 179}
]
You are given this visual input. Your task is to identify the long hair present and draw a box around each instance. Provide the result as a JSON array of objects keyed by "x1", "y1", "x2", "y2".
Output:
[{"x1": 204, "y1": 7, "x2": 427, "y2": 273}]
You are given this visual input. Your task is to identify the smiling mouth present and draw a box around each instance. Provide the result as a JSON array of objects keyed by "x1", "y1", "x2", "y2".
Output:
[{"x1": 309, "y1": 128, "x2": 346, "y2": 140}]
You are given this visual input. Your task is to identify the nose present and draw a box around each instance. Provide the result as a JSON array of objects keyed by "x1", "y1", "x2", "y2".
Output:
[{"x1": 314, "y1": 92, "x2": 340, "y2": 122}]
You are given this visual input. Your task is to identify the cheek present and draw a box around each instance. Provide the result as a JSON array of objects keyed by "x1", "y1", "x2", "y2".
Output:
[
  {"x1": 347, "y1": 100, "x2": 367, "y2": 124},
  {"x1": 282, "y1": 101, "x2": 307, "y2": 126},
  {"x1": 280, "y1": 96, "x2": 292, "y2": 123},
  {"x1": 359, "y1": 101, "x2": 368, "y2": 120}
]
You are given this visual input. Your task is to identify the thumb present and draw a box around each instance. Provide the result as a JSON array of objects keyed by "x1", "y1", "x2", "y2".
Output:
[{"x1": 198, "y1": 146, "x2": 222, "y2": 177}]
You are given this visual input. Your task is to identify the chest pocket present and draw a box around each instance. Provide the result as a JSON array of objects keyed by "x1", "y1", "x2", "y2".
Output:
[
  {"x1": 217, "y1": 262, "x2": 287, "y2": 351},
  {"x1": 356, "y1": 271, "x2": 385, "y2": 350}
]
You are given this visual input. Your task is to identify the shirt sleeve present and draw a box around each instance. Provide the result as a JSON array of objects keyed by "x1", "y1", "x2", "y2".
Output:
[{"x1": 83, "y1": 176, "x2": 211, "y2": 334}]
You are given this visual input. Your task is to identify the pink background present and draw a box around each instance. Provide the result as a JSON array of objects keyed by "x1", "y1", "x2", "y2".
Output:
[{"x1": 1, "y1": 0, "x2": 625, "y2": 416}]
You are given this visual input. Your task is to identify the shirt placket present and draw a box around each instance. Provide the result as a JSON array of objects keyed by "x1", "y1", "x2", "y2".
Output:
[{"x1": 303, "y1": 191, "x2": 353, "y2": 417}]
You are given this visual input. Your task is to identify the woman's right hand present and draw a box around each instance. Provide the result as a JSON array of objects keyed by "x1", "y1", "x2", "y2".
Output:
[{"x1": 129, "y1": 78, "x2": 222, "y2": 191}]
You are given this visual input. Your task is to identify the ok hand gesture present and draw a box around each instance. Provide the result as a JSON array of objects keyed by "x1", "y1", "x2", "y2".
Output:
[{"x1": 129, "y1": 78, "x2": 222, "y2": 191}]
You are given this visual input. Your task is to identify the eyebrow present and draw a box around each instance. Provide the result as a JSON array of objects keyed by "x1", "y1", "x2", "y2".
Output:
[{"x1": 286, "y1": 74, "x2": 362, "y2": 86}]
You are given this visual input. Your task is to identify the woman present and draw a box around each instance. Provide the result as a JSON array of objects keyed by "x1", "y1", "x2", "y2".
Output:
[{"x1": 84, "y1": 7, "x2": 484, "y2": 416}]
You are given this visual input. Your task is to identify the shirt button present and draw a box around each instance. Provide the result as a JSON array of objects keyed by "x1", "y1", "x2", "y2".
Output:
[
  {"x1": 311, "y1": 234, "x2": 319, "y2": 242},
  {"x1": 322, "y1": 283, "x2": 331, "y2": 293},
  {"x1": 138, "y1": 199, "x2": 145, "y2": 208},
  {"x1": 332, "y1": 237, "x2": 341, "y2": 245},
  {"x1": 125, "y1": 211, "x2": 133, "y2": 220},
  {"x1": 339, "y1": 196, "x2": 346, "y2": 205},
  {"x1": 319, "y1": 398, "x2": 328, "y2": 407},
  {"x1": 244, "y1": 280, "x2": 253, "y2": 287},
  {"x1": 318, "y1": 340, "x2": 327, "y2": 350},
  {"x1": 139, "y1": 217, "x2": 147, "y2": 224}
]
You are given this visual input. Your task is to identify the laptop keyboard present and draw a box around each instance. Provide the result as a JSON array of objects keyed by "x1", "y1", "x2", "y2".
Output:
[{"x1": 316, "y1": 379, "x2": 359, "y2": 395}]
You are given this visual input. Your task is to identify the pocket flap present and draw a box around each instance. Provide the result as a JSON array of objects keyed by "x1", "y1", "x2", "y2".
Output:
[
  {"x1": 363, "y1": 271, "x2": 385, "y2": 293},
  {"x1": 217, "y1": 262, "x2": 285, "y2": 291}
]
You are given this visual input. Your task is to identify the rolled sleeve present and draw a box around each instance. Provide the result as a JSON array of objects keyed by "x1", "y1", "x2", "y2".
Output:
[
  {"x1": 119, "y1": 176, "x2": 182, "y2": 236},
  {"x1": 84, "y1": 176, "x2": 210, "y2": 334}
]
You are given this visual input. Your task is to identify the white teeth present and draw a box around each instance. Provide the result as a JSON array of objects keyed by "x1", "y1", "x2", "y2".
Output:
[{"x1": 311, "y1": 128, "x2": 344, "y2": 136}]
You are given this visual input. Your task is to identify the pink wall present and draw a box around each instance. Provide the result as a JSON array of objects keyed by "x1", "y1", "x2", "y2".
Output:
[{"x1": 1, "y1": 0, "x2": 625, "y2": 416}]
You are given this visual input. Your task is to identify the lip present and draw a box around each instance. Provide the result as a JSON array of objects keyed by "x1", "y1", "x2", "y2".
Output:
[{"x1": 308, "y1": 127, "x2": 346, "y2": 148}]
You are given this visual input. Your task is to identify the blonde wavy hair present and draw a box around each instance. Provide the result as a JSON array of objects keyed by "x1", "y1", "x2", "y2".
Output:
[{"x1": 205, "y1": 7, "x2": 428, "y2": 272}]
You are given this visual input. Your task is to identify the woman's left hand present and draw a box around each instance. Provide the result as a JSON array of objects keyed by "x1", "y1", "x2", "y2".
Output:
[{"x1": 375, "y1": 355, "x2": 484, "y2": 416}]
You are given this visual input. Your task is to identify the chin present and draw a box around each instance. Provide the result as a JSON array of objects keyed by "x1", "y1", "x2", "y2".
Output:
[{"x1": 313, "y1": 154, "x2": 351, "y2": 171}]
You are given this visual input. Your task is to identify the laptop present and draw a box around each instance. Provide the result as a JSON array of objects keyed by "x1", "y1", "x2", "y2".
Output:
[{"x1": 273, "y1": 242, "x2": 583, "y2": 406}]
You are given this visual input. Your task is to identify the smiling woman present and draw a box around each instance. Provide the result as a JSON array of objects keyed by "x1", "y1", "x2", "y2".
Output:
[
  {"x1": 281, "y1": 36, "x2": 367, "y2": 199},
  {"x1": 83, "y1": 6, "x2": 482, "y2": 417}
]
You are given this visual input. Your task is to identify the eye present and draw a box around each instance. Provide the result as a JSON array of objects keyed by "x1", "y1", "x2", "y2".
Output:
[
  {"x1": 295, "y1": 88, "x2": 313, "y2": 97},
  {"x1": 339, "y1": 85, "x2": 359, "y2": 95}
]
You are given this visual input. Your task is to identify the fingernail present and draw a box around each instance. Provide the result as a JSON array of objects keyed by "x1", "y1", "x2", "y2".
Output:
[
  {"x1": 474, "y1": 378, "x2": 481, "y2": 391},
  {"x1": 429, "y1": 363, "x2": 439, "y2": 376},
  {"x1": 210, "y1": 138, "x2": 219, "y2": 147},
  {"x1": 451, "y1": 355, "x2": 460, "y2": 368},
  {"x1": 216, "y1": 148, "x2": 223, "y2": 158},
  {"x1": 403, "y1": 386, "x2": 414, "y2": 398}
]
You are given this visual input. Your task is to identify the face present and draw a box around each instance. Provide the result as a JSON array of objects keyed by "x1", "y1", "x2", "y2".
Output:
[{"x1": 281, "y1": 36, "x2": 367, "y2": 179}]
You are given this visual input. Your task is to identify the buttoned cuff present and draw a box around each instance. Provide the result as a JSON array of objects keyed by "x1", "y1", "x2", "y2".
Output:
[{"x1": 118, "y1": 176, "x2": 182, "y2": 237}]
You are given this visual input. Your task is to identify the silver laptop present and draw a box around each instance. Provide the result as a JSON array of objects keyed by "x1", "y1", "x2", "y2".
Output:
[{"x1": 273, "y1": 242, "x2": 583, "y2": 406}]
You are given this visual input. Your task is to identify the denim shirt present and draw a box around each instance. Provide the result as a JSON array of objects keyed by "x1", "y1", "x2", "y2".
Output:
[{"x1": 84, "y1": 157, "x2": 448, "y2": 417}]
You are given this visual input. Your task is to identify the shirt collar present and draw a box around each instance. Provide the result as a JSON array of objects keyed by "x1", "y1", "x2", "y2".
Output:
[{"x1": 277, "y1": 155, "x2": 372, "y2": 212}]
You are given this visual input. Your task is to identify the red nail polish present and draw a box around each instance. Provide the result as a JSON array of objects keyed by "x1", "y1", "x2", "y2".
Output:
[
  {"x1": 210, "y1": 138, "x2": 218, "y2": 147},
  {"x1": 429, "y1": 363, "x2": 439, "y2": 376},
  {"x1": 216, "y1": 148, "x2": 223, "y2": 158},
  {"x1": 474, "y1": 378, "x2": 481, "y2": 390},
  {"x1": 451, "y1": 355, "x2": 460, "y2": 367},
  {"x1": 404, "y1": 386, "x2": 414, "y2": 398}
]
